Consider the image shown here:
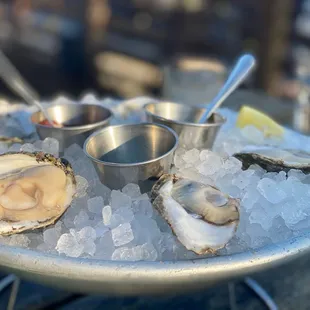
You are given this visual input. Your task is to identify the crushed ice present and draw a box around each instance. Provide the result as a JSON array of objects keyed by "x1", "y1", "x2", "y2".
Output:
[{"x1": 2, "y1": 104, "x2": 310, "y2": 261}]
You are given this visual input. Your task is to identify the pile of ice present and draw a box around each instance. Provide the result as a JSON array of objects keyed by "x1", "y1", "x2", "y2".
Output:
[
  {"x1": 0, "y1": 142, "x2": 194, "y2": 261},
  {"x1": 2, "y1": 106, "x2": 310, "y2": 261}
]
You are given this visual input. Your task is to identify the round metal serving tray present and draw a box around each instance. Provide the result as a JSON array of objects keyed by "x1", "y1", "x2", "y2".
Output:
[
  {"x1": 0, "y1": 232, "x2": 309, "y2": 296},
  {"x1": 0, "y1": 91, "x2": 306, "y2": 296}
]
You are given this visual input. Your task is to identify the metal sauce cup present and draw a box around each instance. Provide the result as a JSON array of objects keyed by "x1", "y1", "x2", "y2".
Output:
[
  {"x1": 31, "y1": 103, "x2": 113, "y2": 152},
  {"x1": 144, "y1": 101, "x2": 226, "y2": 150},
  {"x1": 83, "y1": 123, "x2": 178, "y2": 192}
]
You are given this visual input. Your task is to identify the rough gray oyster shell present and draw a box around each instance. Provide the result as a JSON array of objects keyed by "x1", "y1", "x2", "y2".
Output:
[
  {"x1": 234, "y1": 146, "x2": 310, "y2": 173},
  {"x1": 151, "y1": 174, "x2": 240, "y2": 255}
]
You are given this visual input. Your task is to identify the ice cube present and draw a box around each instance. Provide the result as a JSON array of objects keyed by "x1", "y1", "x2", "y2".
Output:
[
  {"x1": 122, "y1": 183, "x2": 141, "y2": 198},
  {"x1": 232, "y1": 170, "x2": 254, "y2": 190},
  {"x1": 102, "y1": 205, "x2": 112, "y2": 225},
  {"x1": 111, "y1": 247, "x2": 136, "y2": 261},
  {"x1": 33, "y1": 140, "x2": 43, "y2": 150},
  {"x1": 132, "y1": 198, "x2": 153, "y2": 218},
  {"x1": 281, "y1": 201, "x2": 307, "y2": 228},
  {"x1": 249, "y1": 164, "x2": 266, "y2": 178},
  {"x1": 140, "y1": 243, "x2": 158, "y2": 261},
  {"x1": 62, "y1": 196, "x2": 88, "y2": 228},
  {"x1": 88, "y1": 179, "x2": 111, "y2": 203},
  {"x1": 129, "y1": 245, "x2": 144, "y2": 261},
  {"x1": 216, "y1": 174, "x2": 241, "y2": 198},
  {"x1": 20, "y1": 143, "x2": 37, "y2": 153},
  {"x1": 224, "y1": 237, "x2": 250, "y2": 255},
  {"x1": 111, "y1": 243, "x2": 155, "y2": 261},
  {"x1": 257, "y1": 178, "x2": 287, "y2": 204},
  {"x1": 74, "y1": 210, "x2": 89, "y2": 229},
  {"x1": 249, "y1": 205, "x2": 273, "y2": 231},
  {"x1": 56, "y1": 233, "x2": 84, "y2": 257},
  {"x1": 43, "y1": 227, "x2": 61, "y2": 247},
  {"x1": 158, "y1": 232, "x2": 177, "y2": 255},
  {"x1": 274, "y1": 171, "x2": 287, "y2": 182},
  {"x1": 78, "y1": 226, "x2": 96, "y2": 240},
  {"x1": 64, "y1": 143, "x2": 86, "y2": 161},
  {"x1": 222, "y1": 157, "x2": 243, "y2": 174},
  {"x1": 87, "y1": 196, "x2": 104, "y2": 214},
  {"x1": 9, "y1": 143, "x2": 22, "y2": 152},
  {"x1": 177, "y1": 167, "x2": 215, "y2": 187},
  {"x1": 94, "y1": 221, "x2": 109, "y2": 237},
  {"x1": 269, "y1": 216, "x2": 293, "y2": 242},
  {"x1": 197, "y1": 151, "x2": 224, "y2": 176},
  {"x1": 83, "y1": 241, "x2": 96, "y2": 256},
  {"x1": 64, "y1": 144, "x2": 98, "y2": 180},
  {"x1": 174, "y1": 148, "x2": 186, "y2": 168},
  {"x1": 240, "y1": 125, "x2": 264, "y2": 144},
  {"x1": 131, "y1": 215, "x2": 161, "y2": 244},
  {"x1": 94, "y1": 231, "x2": 115, "y2": 259},
  {"x1": 288, "y1": 169, "x2": 306, "y2": 181},
  {"x1": 75, "y1": 176, "x2": 88, "y2": 198},
  {"x1": 182, "y1": 149, "x2": 200, "y2": 165},
  {"x1": 109, "y1": 207, "x2": 134, "y2": 228},
  {"x1": 111, "y1": 223, "x2": 134, "y2": 247},
  {"x1": 25, "y1": 233, "x2": 44, "y2": 248},
  {"x1": 110, "y1": 190, "x2": 132, "y2": 210},
  {"x1": 197, "y1": 161, "x2": 222, "y2": 176},
  {"x1": 241, "y1": 186, "x2": 261, "y2": 211},
  {"x1": 42, "y1": 137, "x2": 59, "y2": 157}
]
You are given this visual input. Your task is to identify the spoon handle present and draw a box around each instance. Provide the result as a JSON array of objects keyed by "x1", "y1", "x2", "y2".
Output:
[
  {"x1": 198, "y1": 54, "x2": 256, "y2": 123},
  {"x1": 0, "y1": 50, "x2": 53, "y2": 124}
]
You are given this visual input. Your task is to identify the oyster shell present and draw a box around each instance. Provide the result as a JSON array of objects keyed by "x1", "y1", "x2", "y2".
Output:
[
  {"x1": 0, "y1": 136, "x2": 24, "y2": 145},
  {"x1": 0, "y1": 152, "x2": 76, "y2": 235},
  {"x1": 151, "y1": 174, "x2": 240, "y2": 255},
  {"x1": 234, "y1": 146, "x2": 310, "y2": 173}
]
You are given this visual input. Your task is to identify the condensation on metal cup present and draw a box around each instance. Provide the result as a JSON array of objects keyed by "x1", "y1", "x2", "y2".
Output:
[
  {"x1": 162, "y1": 56, "x2": 227, "y2": 105},
  {"x1": 293, "y1": 86, "x2": 310, "y2": 134}
]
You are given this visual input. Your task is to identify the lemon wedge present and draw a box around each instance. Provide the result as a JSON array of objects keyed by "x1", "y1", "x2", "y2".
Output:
[{"x1": 236, "y1": 106, "x2": 284, "y2": 138}]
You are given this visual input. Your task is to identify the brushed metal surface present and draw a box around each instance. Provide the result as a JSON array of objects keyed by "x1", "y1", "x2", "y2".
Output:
[
  {"x1": 144, "y1": 101, "x2": 225, "y2": 150},
  {"x1": 0, "y1": 233, "x2": 309, "y2": 296},
  {"x1": 31, "y1": 103, "x2": 113, "y2": 152},
  {"x1": 84, "y1": 123, "x2": 178, "y2": 191}
]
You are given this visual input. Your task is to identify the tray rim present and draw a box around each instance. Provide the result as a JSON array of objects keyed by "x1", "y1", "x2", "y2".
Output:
[{"x1": 0, "y1": 232, "x2": 309, "y2": 296}]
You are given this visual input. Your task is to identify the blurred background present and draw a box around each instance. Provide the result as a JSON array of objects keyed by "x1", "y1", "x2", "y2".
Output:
[{"x1": 0, "y1": 0, "x2": 308, "y2": 103}]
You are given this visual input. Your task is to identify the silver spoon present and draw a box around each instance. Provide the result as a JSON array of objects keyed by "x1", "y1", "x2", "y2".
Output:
[
  {"x1": 198, "y1": 54, "x2": 256, "y2": 123},
  {"x1": 0, "y1": 49, "x2": 56, "y2": 126}
]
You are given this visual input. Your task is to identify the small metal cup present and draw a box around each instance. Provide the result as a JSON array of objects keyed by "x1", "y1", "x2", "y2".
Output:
[
  {"x1": 31, "y1": 103, "x2": 113, "y2": 152},
  {"x1": 144, "y1": 101, "x2": 226, "y2": 150},
  {"x1": 83, "y1": 123, "x2": 178, "y2": 191}
]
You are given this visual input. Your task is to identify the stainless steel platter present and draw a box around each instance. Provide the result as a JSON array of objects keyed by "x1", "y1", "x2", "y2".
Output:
[{"x1": 0, "y1": 91, "x2": 308, "y2": 296}]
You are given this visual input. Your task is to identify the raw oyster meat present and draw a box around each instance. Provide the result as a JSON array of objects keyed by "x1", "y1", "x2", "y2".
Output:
[
  {"x1": 234, "y1": 145, "x2": 310, "y2": 173},
  {"x1": 0, "y1": 152, "x2": 76, "y2": 235},
  {"x1": 151, "y1": 174, "x2": 240, "y2": 255}
]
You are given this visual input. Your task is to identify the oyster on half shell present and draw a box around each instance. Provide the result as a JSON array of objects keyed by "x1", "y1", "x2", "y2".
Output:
[
  {"x1": 0, "y1": 152, "x2": 76, "y2": 235},
  {"x1": 234, "y1": 146, "x2": 310, "y2": 173},
  {"x1": 151, "y1": 174, "x2": 240, "y2": 255}
]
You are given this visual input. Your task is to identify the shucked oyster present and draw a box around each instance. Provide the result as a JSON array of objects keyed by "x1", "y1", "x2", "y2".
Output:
[
  {"x1": 234, "y1": 146, "x2": 310, "y2": 173},
  {"x1": 151, "y1": 174, "x2": 240, "y2": 255},
  {"x1": 0, "y1": 152, "x2": 76, "y2": 235}
]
